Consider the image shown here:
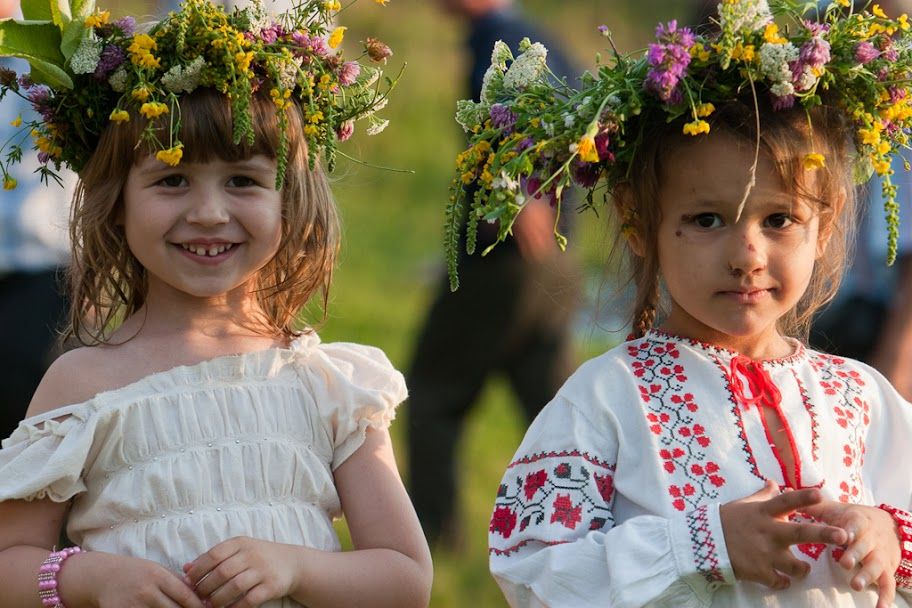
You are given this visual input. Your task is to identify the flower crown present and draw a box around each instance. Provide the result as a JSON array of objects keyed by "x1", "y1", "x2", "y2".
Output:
[
  {"x1": 446, "y1": 0, "x2": 912, "y2": 290},
  {"x1": 0, "y1": 0, "x2": 397, "y2": 190}
]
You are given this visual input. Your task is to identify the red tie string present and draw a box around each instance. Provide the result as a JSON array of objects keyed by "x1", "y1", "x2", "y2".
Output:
[{"x1": 728, "y1": 355, "x2": 782, "y2": 410}]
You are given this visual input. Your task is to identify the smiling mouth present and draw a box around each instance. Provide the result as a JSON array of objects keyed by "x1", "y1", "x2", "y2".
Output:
[
  {"x1": 178, "y1": 243, "x2": 236, "y2": 257},
  {"x1": 720, "y1": 288, "x2": 773, "y2": 302}
]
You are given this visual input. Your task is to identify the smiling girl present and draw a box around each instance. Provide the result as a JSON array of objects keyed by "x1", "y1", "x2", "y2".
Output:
[{"x1": 0, "y1": 1, "x2": 431, "y2": 607}]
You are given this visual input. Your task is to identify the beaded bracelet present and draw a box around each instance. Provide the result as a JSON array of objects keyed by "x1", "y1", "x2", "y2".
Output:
[
  {"x1": 37, "y1": 546, "x2": 82, "y2": 608},
  {"x1": 878, "y1": 504, "x2": 912, "y2": 589}
]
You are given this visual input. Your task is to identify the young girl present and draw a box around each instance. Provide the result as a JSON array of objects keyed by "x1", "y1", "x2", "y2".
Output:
[
  {"x1": 448, "y1": 1, "x2": 912, "y2": 606},
  {"x1": 0, "y1": 1, "x2": 432, "y2": 607}
]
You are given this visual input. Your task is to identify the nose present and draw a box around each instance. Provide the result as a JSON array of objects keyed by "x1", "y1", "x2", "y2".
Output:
[
  {"x1": 185, "y1": 184, "x2": 230, "y2": 226},
  {"x1": 727, "y1": 223, "x2": 767, "y2": 276}
]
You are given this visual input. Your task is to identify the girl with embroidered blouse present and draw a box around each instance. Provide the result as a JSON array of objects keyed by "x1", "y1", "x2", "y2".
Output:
[
  {"x1": 447, "y1": 1, "x2": 912, "y2": 607},
  {"x1": 0, "y1": 1, "x2": 431, "y2": 607}
]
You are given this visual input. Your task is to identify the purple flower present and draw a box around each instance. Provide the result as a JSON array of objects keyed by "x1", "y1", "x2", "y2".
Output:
[
  {"x1": 855, "y1": 41, "x2": 879, "y2": 64},
  {"x1": 571, "y1": 160, "x2": 602, "y2": 188},
  {"x1": 17, "y1": 74, "x2": 32, "y2": 89},
  {"x1": 771, "y1": 93, "x2": 795, "y2": 111},
  {"x1": 644, "y1": 20, "x2": 694, "y2": 103},
  {"x1": 259, "y1": 22, "x2": 285, "y2": 44},
  {"x1": 309, "y1": 37, "x2": 331, "y2": 58},
  {"x1": 94, "y1": 44, "x2": 126, "y2": 79},
  {"x1": 595, "y1": 131, "x2": 612, "y2": 161},
  {"x1": 597, "y1": 24, "x2": 609, "y2": 37},
  {"x1": 799, "y1": 37, "x2": 830, "y2": 69},
  {"x1": 524, "y1": 176, "x2": 543, "y2": 197},
  {"x1": 890, "y1": 86, "x2": 907, "y2": 104},
  {"x1": 490, "y1": 103, "x2": 517, "y2": 131},
  {"x1": 338, "y1": 61, "x2": 360, "y2": 86},
  {"x1": 516, "y1": 137, "x2": 535, "y2": 152},
  {"x1": 336, "y1": 120, "x2": 354, "y2": 141},
  {"x1": 37, "y1": 151, "x2": 51, "y2": 164},
  {"x1": 803, "y1": 20, "x2": 830, "y2": 37},
  {"x1": 27, "y1": 86, "x2": 54, "y2": 121},
  {"x1": 114, "y1": 16, "x2": 135, "y2": 36}
]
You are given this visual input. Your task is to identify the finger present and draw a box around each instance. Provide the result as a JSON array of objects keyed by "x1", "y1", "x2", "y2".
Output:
[
  {"x1": 195, "y1": 555, "x2": 247, "y2": 598},
  {"x1": 208, "y1": 569, "x2": 260, "y2": 608},
  {"x1": 875, "y1": 570, "x2": 897, "y2": 608},
  {"x1": 773, "y1": 520, "x2": 847, "y2": 547},
  {"x1": 186, "y1": 544, "x2": 241, "y2": 587},
  {"x1": 840, "y1": 534, "x2": 874, "y2": 571},
  {"x1": 852, "y1": 555, "x2": 886, "y2": 592},
  {"x1": 772, "y1": 554, "x2": 811, "y2": 580},
  {"x1": 163, "y1": 575, "x2": 208, "y2": 608},
  {"x1": 228, "y1": 583, "x2": 269, "y2": 608},
  {"x1": 746, "y1": 479, "x2": 781, "y2": 502},
  {"x1": 765, "y1": 488, "x2": 823, "y2": 517}
]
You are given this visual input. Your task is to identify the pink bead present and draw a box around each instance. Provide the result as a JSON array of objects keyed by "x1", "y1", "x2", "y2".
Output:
[{"x1": 38, "y1": 580, "x2": 57, "y2": 590}]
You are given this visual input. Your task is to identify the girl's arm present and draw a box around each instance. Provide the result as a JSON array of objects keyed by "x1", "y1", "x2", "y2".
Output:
[{"x1": 184, "y1": 427, "x2": 433, "y2": 608}]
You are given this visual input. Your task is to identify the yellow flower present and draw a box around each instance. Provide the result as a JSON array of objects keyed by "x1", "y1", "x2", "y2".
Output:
[
  {"x1": 872, "y1": 4, "x2": 887, "y2": 18},
  {"x1": 683, "y1": 119, "x2": 711, "y2": 136},
  {"x1": 695, "y1": 102, "x2": 715, "y2": 118},
  {"x1": 328, "y1": 26, "x2": 347, "y2": 49},
  {"x1": 874, "y1": 158, "x2": 892, "y2": 175},
  {"x1": 836, "y1": 0, "x2": 850, "y2": 5},
  {"x1": 235, "y1": 51, "x2": 254, "y2": 72},
  {"x1": 9, "y1": 115, "x2": 21, "y2": 127},
  {"x1": 303, "y1": 124, "x2": 318, "y2": 136},
  {"x1": 128, "y1": 33, "x2": 157, "y2": 55},
  {"x1": 109, "y1": 109, "x2": 130, "y2": 123},
  {"x1": 84, "y1": 10, "x2": 110, "y2": 28},
  {"x1": 899, "y1": 14, "x2": 910, "y2": 31},
  {"x1": 132, "y1": 87, "x2": 151, "y2": 101},
  {"x1": 138, "y1": 53, "x2": 161, "y2": 69},
  {"x1": 763, "y1": 23, "x2": 787, "y2": 44},
  {"x1": 323, "y1": 0, "x2": 341, "y2": 10},
  {"x1": 139, "y1": 102, "x2": 169, "y2": 119},
  {"x1": 803, "y1": 153, "x2": 826, "y2": 170},
  {"x1": 3, "y1": 176, "x2": 16, "y2": 190},
  {"x1": 690, "y1": 44, "x2": 710, "y2": 62},
  {"x1": 731, "y1": 41, "x2": 755, "y2": 62},
  {"x1": 156, "y1": 145, "x2": 183, "y2": 166},
  {"x1": 308, "y1": 110, "x2": 324, "y2": 124},
  {"x1": 576, "y1": 134, "x2": 599, "y2": 163},
  {"x1": 878, "y1": 140, "x2": 891, "y2": 155},
  {"x1": 375, "y1": 0, "x2": 389, "y2": 4},
  {"x1": 859, "y1": 127, "x2": 881, "y2": 145}
]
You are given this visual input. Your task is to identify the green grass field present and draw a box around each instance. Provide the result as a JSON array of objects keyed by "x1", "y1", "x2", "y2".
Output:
[{"x1": 317, "y1": 2, "x2": 691, "y2": 605}]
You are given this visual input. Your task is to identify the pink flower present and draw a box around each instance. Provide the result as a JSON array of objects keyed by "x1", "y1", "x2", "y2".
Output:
[
  {"x1": 336, "y1": 120, "x2": 354, "y2": 141},
  {"x1": 855, "y1": 41, "x2": 879, "y2": 64},
  {"x1": 339, "y1": 61, "x2": 360, "y2": 86}
]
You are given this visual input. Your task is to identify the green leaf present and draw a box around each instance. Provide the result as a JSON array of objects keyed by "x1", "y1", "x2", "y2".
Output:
[
  {"x1": 20, "y1": 0, "x2": 52, "y2": 21},
  {"x1": 60, "y1": 19, "x2": 86, "y2": 61},
  {"x1": 50, "y1": 0, "x2": 72, "y2": 29},
  {"x1": 70, "y1": 0, "x2": 95, "y2": 22},
  {"x1": 0, "y1": 20, "x2": 72, "y2": 89}
]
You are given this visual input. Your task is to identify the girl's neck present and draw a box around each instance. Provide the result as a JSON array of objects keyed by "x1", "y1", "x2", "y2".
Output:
[{"x1": 657, "y1": 319, "x2": 794, "y2": 361}]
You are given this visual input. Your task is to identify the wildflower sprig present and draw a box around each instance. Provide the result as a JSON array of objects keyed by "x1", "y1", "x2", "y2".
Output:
[
  {"x1": 447, "y1": 0, "x2": 912, "y2": 289},
  {"x1": 0, "y1": 0, "x2": 399, "y2": 189}
]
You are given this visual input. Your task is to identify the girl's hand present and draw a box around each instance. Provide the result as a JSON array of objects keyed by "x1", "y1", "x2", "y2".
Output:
[
  {"x1": 183, "y1": 536, "x2": 297, "y2": 608},
  {"x1": 720, "y1": 480, "x2": 848, "y2": 589},
  {"x1": 802, "y1": 501, "x2": 901, "y2": 608},
  {"x1": 69, "y1": 552, "x2": 205, "y2": 608}
]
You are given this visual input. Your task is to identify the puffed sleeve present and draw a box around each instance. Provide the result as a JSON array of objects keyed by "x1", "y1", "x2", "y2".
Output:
[
  {"x1": 295, "y1": 341, "x2": 407, "y2": 470},
  {"x1": 0, "y1": 405, "x2": 98, "y2": 502},
  {"x1": 489, "y1": 393, "x2": 734, "y2": 608}
]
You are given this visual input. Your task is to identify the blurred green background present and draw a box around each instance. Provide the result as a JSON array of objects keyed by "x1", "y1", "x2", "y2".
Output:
[{"x1": 323, "y1": 2, "x2": 699, "y2": 606}]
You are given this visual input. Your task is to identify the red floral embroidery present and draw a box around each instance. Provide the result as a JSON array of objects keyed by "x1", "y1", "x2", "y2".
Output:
[
  {"x1": 523, "y1": 470, "x2": 548, "y2": 500},
  {"x1": 594, "y1": 472, "x2": 614, "y2": 503},
  {"x1": 490, "y1": 506, "x2": 518, "y2": 538},
  {"x1": 551, "y1": 494, "x2": 583, "y2": 529}
]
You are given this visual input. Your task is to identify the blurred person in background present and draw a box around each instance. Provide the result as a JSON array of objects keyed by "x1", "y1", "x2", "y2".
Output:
[
  {"x1": 808, "y1": 0, "x2": 912, "y2": 400},
  {"x1": 0, "y1": 0, "x2": 75, "y2": 440},
  {"x1": 407, "y1": 0, "x2": 582, "y2": 550}
]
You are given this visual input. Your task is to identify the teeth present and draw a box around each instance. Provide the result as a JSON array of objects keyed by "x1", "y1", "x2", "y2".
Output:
[{"x1": 180, "y1": 243, "x2": 234, "y2": 257}]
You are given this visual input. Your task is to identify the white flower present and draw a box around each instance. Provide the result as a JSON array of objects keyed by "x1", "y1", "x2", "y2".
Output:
[
  {"x1": 718, "y1": 0, "x2": 773, "y2": 34},
  {"x1": 759, "y1": 42, "x2": 798, "y2": 87},
  {"x1": 108, "y1": 67, "x2": 129, "y2": 92},
  {"x1": 456, "y1": 99, "x2": 486, "y2": 131},
  {"x1": 481, "y1": 62, "x2": 505, "y2": 104},
  {"x1": 71, "y1": 38, "x2": 103, "y2": 74},
  {"x1": 794, "y1": 65, "x2": 817, "y2": 92},
  {"x1": 160, "y1": 56, "x2": 206, "y2": 93},
  {"x1": 771, "y1": 81, "x2": 795, "y2": 97},
  {"x1": 366, "y1": 118, "x2": 389, "y2": 136},
  {"x1": 490, "y1": 40, "x2": 513, "y2": 70},
  {"x1": 503, "y1": 42, "x2": 548, "y2": 90},
  {"x1": 563, "y1": 114, "x2": 575, "y2": 127},
  {"x1": 277, "y1": 56, "x2": 303, "y2": 90}
]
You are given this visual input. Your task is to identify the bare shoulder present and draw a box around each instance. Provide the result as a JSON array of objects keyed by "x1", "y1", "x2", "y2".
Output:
[{"x1": 26, "y1": 345, "x2": 126, "y2": 417}]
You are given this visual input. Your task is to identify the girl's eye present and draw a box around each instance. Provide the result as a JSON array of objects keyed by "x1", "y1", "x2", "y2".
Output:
[
  {"x1": 157, "y1": 174, "x2": 187, "y2": 187},
  {"x1": 693, "y1": 213, "x2": 722, "y2": 229},
  {"x1": 765, "y1": 213, "x2": 794, "y2": 229},
  {"x1": 227, "y1": 175, "x2": 258, "y2": 188}
]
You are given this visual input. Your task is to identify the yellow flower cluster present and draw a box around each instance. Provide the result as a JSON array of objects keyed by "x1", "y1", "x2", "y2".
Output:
[
  {"x1": 156, "y1": 145, "x2": 184, "y2": 166},
  {"x1": 270, "y1": 87, "x2": 292, "y2": 109},
  {"x1": 84, "y1": 10, "x2": 110, "y2": 28},
  {"x1": 128, "y1": 34, "x2": 161, "y2": 69},
  {"x1": 139, "y1": 102, "x2": 169, "y2": 119},
  {"x1": 683, "y1": 119, "x2": 711, "y2": 136},
  {"x1": 109, "y1": 109, "x2": 130, "y2": 123},
  {"x1": 803, "y1": 153, "x2": 826, "y2": 170},
  {"x1": 328, "y1": 26, "x2": 346, "y2": 49}
]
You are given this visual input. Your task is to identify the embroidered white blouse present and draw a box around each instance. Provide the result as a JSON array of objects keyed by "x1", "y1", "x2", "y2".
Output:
[
  {"x1": 0, "y1": 333, "x2": 406, "y2": 608},
  {"x1": 489, "y1": 330, "x2": 912, "y2": 608}
]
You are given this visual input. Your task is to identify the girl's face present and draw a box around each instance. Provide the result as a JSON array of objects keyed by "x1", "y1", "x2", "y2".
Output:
[
  {"x1": 653, "y1": 131, "x2": 826, "y2": 358},
  {"x1": 122, "y1": 154, "x2": 283, "y2": 305}
]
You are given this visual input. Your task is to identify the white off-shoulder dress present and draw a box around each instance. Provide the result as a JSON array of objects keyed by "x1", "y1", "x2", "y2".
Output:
[{"x1": 0, "y1": 333, "x2": 406, "y2": 608}]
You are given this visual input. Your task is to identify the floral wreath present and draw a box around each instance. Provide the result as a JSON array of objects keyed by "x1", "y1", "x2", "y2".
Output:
[
  {"x1": 0, "y1": 0, "x2": 398, "y2": 190},
  {"x1": 446, "y1": 0, "x2": 912, "y2": 290}
]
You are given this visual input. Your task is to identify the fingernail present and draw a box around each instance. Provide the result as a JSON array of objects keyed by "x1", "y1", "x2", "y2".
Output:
[{"x1": 856, "y1": 575, "x2": 867, "y2": 589}]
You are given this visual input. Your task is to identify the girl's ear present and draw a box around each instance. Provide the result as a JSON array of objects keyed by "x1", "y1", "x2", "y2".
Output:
[{"x1": 613, "y1": 185, "x2": 645, "y2": 257}]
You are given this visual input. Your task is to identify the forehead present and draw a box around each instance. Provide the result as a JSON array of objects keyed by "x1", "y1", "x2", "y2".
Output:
[{"x1": 658, "y1": 131, "x2": 799, "y2": 211}]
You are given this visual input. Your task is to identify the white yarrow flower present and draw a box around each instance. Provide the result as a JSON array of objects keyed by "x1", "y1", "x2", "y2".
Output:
[
  {"x1": 366, "y1": 119, "x2": 389, "y2": 136},
  {"x1": 108, "y1": 67, "x2": 129, "y2": 92},
  {"x1": 759, "y1": 42, "x2": 798, "y2": 90},
  {"x1": 161, "y1": 56, "x2": 206, "y2": 93},
  {"x1": 71, "y1": 38, "x2": 104, "y2": 74},
  {"x1": 503, "y1": 42, "x2": 548, "y2": 90},
  {"x1": 718, "y1": 0, "x2": 773, "y2": 34},
  {"x1": 490, "y1": 40, "x2": 513, "y2": 70}
]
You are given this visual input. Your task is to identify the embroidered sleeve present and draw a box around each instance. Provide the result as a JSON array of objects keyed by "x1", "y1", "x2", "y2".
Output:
[{"x1": 489, "y1": 396, "x2": 734, "y2": 608}]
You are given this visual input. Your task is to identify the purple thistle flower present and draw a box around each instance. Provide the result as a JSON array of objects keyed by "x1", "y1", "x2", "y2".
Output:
[
  {"x1": 114, "y1": 16, "x2": 135, "y2": 36},
  {"x1": 37, "y1": 151, "x2": 51, "y2": 164},
  {"x1": 309, "y1": 37, "x2": 330, "y2": 58},
  {"x1": 803, "y1": 20, "x2": 829, "y2": 37},
  {"x1": 597, "y1": 24, "x2": 609, "y2": 37},
  {"x1": 490, "y1": 103, "x2": 517, "y2": 131},
  {"x1": 260, "y1": 22, "x2": 285, "y2": 44},
  {"x1": 799, "y1": 37, "x2": 830, "y2": 70},
  {"x1": 338, "y1": 61, "x2": 360, "y2": 86},
  {"x1": 644, "y1": 20, "x2": 694, "y2": 103},
  {"x1": 94, "y1": 45, "x2": 126, "y2": 79},
  {"x1": 855, "y1": 41, "x2": 879, "y2": 64},
  {"x1": 27, "y1": 86, "x2": 54, "y2": 121}
]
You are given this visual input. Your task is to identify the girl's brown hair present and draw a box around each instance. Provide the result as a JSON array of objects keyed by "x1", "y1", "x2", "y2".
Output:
[
  {"x1": 616, "y1": 97, "x2": 857, "y2": 342},
  {"x1": 67, "y1": 88, "x2": 340, "y2": 344}
]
